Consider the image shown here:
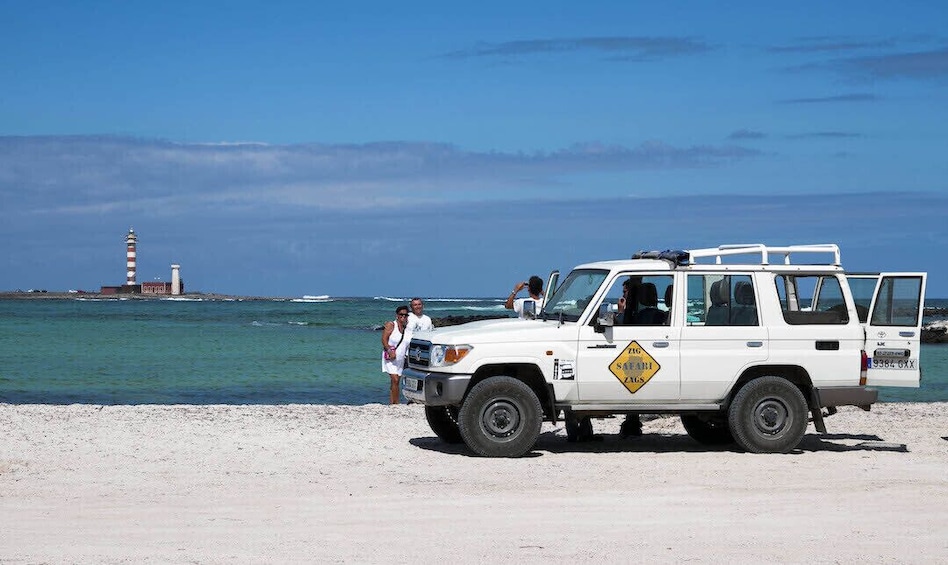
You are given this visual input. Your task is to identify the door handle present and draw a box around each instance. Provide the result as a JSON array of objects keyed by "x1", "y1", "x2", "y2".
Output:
[
  {"x1": 652, "y1": 341, "x2": 669, "y2": 348},
  {"x1": 899, "y1": 331, "x2": 915, "y2": 338},
  {"x1": 746, "y1": 341, "x2": 764, "y2": 348}
]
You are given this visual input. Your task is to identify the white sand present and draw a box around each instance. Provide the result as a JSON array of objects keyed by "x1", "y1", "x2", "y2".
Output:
[{"x1": 2, "y1": 402, "x2": 947, "y2": 564}]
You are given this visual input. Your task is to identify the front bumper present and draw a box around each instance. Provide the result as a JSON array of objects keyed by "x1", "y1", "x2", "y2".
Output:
[{"x1": 401, "y1": 367, "x2": 471, "y2": 406}]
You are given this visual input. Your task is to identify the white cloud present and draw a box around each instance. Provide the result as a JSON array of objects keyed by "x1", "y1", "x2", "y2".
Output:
[{"x1": 0, "y1": 135, "x2": 762, "y2": 215}]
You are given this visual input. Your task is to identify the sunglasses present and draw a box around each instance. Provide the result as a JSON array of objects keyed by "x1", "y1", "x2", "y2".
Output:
[{"x1": 397, "y1": 313, "x2": 409, "y2": 317}]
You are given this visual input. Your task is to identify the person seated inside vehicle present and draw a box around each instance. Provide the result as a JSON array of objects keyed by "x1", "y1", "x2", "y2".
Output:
[
  {"x1": 663, "y1": 284, "x2": 673, "y2": 324},
  {"x1": 616, "y1": 279, "x2": 638, "y2": 325},
  {"x1": 634, "y1": 282, "x2": 666, "y2": 325}
]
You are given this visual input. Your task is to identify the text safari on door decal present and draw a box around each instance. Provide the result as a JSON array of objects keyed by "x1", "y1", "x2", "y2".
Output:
[{"x1": 609, "y1": 341, "x2": 660, "y2": 393}]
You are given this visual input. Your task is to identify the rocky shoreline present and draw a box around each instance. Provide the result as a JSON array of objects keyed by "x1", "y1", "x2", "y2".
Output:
[
  {"x1": 1, "y1": 292, "x2": 512, "y2": 328},
  {"x1": 433, "y1": 314, "x2": 510, "y2": 327}
]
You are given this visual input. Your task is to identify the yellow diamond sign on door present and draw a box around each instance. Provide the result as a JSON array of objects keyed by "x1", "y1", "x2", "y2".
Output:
[{"x1": 609, "y1": 341, "x2": 661, "y2": 393}]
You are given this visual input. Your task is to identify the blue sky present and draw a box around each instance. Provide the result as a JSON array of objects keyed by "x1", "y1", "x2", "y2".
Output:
[{"x1": 1, "y1": 1, "x2": 946, "y2": 297}]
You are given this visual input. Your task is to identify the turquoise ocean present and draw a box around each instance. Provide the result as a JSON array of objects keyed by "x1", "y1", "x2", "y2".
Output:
[{"x1": 2, "y1": 297, "x2": 946, "y2": 405}]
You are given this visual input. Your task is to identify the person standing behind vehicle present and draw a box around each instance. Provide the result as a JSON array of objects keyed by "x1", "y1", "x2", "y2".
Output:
[
  {"x1": 406, "y1": 297, "x2": 433, "y2": 334},
  {"x1": 381, "y1": 305, "x2": 410, "y2": 404},
  {"x1": 505, "y1": 275, "x2": 544, "y2": 319}
]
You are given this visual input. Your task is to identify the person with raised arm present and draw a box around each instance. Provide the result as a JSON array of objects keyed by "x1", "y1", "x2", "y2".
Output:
[{"x1": 505, "y1": 275, "x2": 544, "y2": 319}]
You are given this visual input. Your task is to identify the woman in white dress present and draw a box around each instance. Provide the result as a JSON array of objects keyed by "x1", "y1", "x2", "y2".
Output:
[{"x1": 381, "y1": 305, "x2": 410, "y2": 404}]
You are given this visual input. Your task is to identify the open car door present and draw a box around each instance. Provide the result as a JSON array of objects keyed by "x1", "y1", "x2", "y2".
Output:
[
  {"x1": 865, "y1": 272, "x2": 927, "y2": 387},
  {"x1": 544, "y1": 270, "x2": 559, "y2": 314}
]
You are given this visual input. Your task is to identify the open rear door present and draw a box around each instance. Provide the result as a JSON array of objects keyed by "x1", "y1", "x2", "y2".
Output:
[{"x1": 865, "y1": 273, "x2": 927, "y2": 387}]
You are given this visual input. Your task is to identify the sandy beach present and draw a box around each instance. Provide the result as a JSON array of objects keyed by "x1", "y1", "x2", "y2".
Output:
[{"x1": 2, "y1": 402, "x2": 947, "y2": 564}]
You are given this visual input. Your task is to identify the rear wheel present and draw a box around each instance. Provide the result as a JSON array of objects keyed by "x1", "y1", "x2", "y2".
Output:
[
  {"x1": 458, "y1": 377, "x2": 542, "y2": 457},
  {"x1": 680, "y1": 414, "x2": 733, "y2": 445},
  {"x1": 728, "y1": 376, "x2": 808, "y2": 453},
  {"x1": 425, "y1": 406, "x2": 463, "y2": 444}
]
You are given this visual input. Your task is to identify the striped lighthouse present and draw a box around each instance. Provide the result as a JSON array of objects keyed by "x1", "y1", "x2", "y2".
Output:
[{"x1": 125, "y1": 228, "x2": 138, "y2": 286}]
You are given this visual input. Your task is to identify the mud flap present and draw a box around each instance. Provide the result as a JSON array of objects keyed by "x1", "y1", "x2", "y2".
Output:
[{"x1": 809, "y1": 389, "x2": 827, "y2": 433}]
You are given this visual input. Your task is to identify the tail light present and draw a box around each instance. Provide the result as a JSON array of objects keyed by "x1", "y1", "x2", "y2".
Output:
[{"x1": 860, "y1": 350, "x2": 868, "y2": 386}]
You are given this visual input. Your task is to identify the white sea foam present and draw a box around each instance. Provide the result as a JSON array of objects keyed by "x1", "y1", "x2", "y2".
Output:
[
  {"x1": 250, "y1": 320, "x2": 284, "y2": 327},
  {"x1": 291, "y1": 295, "x2": 332, "y2": 303}
]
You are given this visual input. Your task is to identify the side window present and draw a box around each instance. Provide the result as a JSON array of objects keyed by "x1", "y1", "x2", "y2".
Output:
[
  {"x1": 847, "y1": 276, "x2": 877, "y2": 323},
  {"x1": 686, "y1": 273, "x2": 757, "y2": 326},
  {"x1": 775, "y1": 274, "x2": 849, "y2": 324},
  {"x1": 598, "y1": 274, "x2": 674, "y2": 326},
  {"x1": 870, "y1": 276, "x2": 922, "y2": 327}
]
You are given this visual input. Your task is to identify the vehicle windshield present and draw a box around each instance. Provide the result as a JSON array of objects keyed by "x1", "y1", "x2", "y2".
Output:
[{"x1": 542, "y1": 269, "x2": 608, "y2": 322}]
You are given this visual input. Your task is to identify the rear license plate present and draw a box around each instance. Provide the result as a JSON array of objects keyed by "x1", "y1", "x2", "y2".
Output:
[
  {"x1": 869, "y1": 358, "x2": 917, "y2": 370},
  {"x1": 403, "y1": 377, "x2": 419, "y2": 390}
]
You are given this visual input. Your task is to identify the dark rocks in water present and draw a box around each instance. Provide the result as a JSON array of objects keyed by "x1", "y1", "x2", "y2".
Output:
[
  {"x1": 433, "y1": 315, "x2": 509, "y2": 327},
  {"x1": 922, "y1": 322, "x2": 948, "y2": 344},
  {"x1": 373, "y1": 315, "x2": 508, "y2": 330}
]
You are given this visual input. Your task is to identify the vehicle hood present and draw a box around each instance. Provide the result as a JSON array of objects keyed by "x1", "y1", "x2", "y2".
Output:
[{"x1": 414, "y1": 317, "x2": 572, "y2": 344}]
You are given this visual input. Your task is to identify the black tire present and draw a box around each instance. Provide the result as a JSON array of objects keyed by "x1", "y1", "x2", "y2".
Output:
[
  {"x1": 457, "y1": 377, "x2": 542, "y2": 457},
  {"x1": 680, "y1": 414, "x2": 733, "y2": 445},
  {"x1": 727, "y1": 376, "x2": 808, "y2": 453},
  {"x1": 425, "y1": 406, "x2": 463, "y2": 444}
]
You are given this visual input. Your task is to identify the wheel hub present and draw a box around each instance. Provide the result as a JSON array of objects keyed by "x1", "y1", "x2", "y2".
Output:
[
  {"x1": 482, "y1": 399, "x2": 521, "y2": 437},
  {"x1": 754, "y1": 399, "x2": 788, "y2": 434}
]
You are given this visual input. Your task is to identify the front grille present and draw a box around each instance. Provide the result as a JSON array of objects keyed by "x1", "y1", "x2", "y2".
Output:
[{"x1": 407, "y1": 339, "x2": 431, "y2": 367}]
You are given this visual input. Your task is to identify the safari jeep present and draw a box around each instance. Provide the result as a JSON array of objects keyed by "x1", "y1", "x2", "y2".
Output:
[{"x1": 402, "y1": 244, "x2": 927, "y2": 457}]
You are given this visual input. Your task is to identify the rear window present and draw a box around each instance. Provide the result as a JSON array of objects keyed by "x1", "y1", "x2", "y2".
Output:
[{"x1": 870, "y1": 276, "x2": 923, "y2": 327}]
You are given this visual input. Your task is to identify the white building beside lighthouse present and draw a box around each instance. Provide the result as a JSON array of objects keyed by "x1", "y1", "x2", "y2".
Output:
[{"x1": 171, "y1": 264, "x2": 181, "y2": 296}]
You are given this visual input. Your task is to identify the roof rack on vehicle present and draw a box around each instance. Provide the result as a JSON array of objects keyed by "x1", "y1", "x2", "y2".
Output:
[
  {"x1": 631, "y1": 249, "x2": 690, "y2": 266},
  {"x1": 687, "y1": 243, "x2": 841, "y2": 266}
]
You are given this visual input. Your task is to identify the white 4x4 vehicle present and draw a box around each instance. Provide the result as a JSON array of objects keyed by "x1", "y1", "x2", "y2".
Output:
[{"x1": 403, "y1": 244, "x2": 927, "y2": 457}]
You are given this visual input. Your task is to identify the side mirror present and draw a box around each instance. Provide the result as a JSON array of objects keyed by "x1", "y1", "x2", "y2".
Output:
[{"x1": 595, "y1": 303, "x2": 615, "y2": 333}]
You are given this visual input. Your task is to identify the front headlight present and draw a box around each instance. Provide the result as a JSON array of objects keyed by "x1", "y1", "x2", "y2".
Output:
[{"x1": 430, "y1": 344, "x2": 473, "y2": 367}]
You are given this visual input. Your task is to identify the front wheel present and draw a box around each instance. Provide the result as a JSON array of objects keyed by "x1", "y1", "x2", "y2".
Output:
[
  {"x1": 425, "y1": 406, "x2": 463, "y2": 444},
  {"x1": 458, "y1": 377, "x2": 542, "y2": 457},
  {"x1": 680, "y1": 414, "x2": 733, "y2": 445},
  {"x1": 728, "y1": 376, "x2": 808, "y2": 453}
]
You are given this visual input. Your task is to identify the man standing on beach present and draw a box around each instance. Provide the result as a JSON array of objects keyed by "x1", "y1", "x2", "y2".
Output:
[{"x1": 407, "y1": 297, "x2": 433, "y2": 334}]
